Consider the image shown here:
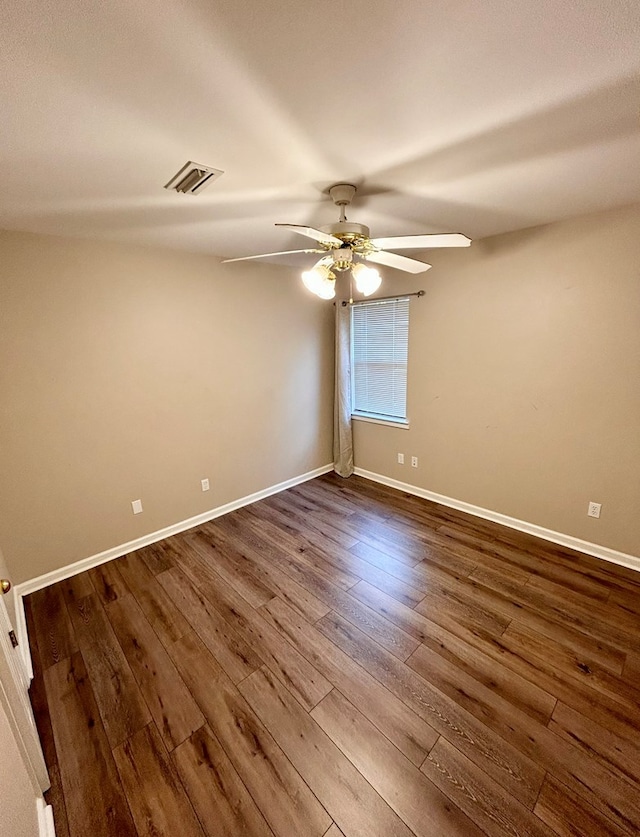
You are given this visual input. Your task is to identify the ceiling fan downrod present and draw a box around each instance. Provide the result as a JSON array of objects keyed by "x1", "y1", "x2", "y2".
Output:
[{"x1": 328, "y1": 183, "x2": 357, "y2": 223}]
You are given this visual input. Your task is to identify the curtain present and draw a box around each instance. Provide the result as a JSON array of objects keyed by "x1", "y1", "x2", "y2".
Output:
[{"x1": 333, "y1": 291, "x2": 354, "y2": 478}]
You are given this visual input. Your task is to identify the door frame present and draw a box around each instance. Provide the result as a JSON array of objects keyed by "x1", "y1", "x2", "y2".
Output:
[
  {"x1": 0, "y1": 592, "x2": 49, "y2": 793},
  {"x1": 0, "y1": 589, "x2": 55, "y2": 835}
]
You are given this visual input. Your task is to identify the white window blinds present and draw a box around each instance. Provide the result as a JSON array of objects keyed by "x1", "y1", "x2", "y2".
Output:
[{"x1": 351, "y1": 297, "x2": 410, "y2": 421}]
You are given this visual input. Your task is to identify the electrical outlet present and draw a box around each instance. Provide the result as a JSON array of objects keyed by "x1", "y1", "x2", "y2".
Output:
[
  {"x1": 131, "y1": 499, "x2": 143, "y2": 515},
  {"x1": 587, "y1": 501, "x2": 601, "y2": 519},
  {"x1": 201, "y1": 478, "x2": 210, "y2": 492},
  {"x1": 397, "y1": 453, "x2": 404, "y2": 464},
  {"x1": 411, "y1": 456, "x2": 418, "y2": 468}
]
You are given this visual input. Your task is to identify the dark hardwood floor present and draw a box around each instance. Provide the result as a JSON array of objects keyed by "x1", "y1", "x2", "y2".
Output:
[{"x1": 25, "y1": 473, "x2": 640, "y2": 836}]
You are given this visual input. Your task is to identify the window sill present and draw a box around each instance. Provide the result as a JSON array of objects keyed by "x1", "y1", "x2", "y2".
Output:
[{"x1": 351, "y1": 414, "x2": 410, "y2": 430}]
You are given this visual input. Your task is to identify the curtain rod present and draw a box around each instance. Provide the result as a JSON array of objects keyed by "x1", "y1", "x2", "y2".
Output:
[{"x1": 340, "y1": 290, "x2": 425, "y2": 307}]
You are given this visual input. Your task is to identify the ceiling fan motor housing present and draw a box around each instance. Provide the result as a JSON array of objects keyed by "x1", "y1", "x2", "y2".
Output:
[{"x1": 321, "y1": 221, "x2": 371, "y2": 244}]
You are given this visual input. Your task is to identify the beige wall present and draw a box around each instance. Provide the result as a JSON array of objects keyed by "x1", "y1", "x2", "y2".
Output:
[
  {"x1": 354, "y1": 203, "x2": 640, "y2": 557},
  {"x1": 2, "y1": 202, "x2": 638, "y2": 586},
  {"x1": 0, "y1": 231, "x2": 334, "y2": 584}
]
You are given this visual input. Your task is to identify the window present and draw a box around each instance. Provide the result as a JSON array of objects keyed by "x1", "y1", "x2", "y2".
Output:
[{"x1": 351, "y1": 297, "x2": 410, "y2": 424}]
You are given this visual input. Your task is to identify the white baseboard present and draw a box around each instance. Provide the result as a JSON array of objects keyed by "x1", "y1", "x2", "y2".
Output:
[
  {"x1": 14, "y1": 464, "x2": 333, "y2": 676},
  {"x1": 37, "y1": 797, "x2": 56, "y2": 837},
  {"x1": 354, "y1": 468, "x2": 640, "y2": 574}
]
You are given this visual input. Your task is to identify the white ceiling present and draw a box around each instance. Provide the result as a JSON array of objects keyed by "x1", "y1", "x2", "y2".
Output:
[{"x1": 1, "y1": 0, "x2": 640, "y2": 261}]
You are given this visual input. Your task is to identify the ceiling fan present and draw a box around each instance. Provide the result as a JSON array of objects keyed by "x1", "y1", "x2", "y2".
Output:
[{"x1": 223, "y1": 183, "x2": 471, "y2": 299}]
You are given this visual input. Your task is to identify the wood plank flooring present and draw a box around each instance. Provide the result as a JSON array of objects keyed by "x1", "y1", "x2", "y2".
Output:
[{"x1": 25, "y1": 473, "x2": 640, "y2": 837}]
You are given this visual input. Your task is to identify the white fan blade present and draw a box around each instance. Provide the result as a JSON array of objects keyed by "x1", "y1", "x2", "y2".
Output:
[
  {"x1": 222, "y1": 248, "x2": 323, "y2": 263},
  {"x1": 369, "y1": 233, "x2": 471, "y2": 249},
  {"x1": 364, "y1": 250, "x2": 432, "y2": 273},
  {"x1": 275, "y1": 223, "x2": 343, "y2": 246}
]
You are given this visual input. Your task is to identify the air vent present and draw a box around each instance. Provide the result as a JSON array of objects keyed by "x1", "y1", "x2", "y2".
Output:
[{"x1": 164, "y1": 161, "x2": 224, "y2": 195}]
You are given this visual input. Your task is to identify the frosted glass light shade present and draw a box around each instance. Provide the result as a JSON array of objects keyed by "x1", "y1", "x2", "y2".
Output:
[
  {"x1": 301, "y1": 264, "x2": 336, "y2": 299},
  {"x1": 352, "y1": 263, "x2": 382, "y2": 296}
]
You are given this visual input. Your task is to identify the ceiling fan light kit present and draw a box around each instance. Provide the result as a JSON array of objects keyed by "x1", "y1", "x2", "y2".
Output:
[{"x1": 223, "y1": 183, "x2": 472, "y2": 298}]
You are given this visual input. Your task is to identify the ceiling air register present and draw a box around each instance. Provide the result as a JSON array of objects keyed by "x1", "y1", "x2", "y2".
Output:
[{"x1": 164, "y1": 161, "x2": 224, "y2": 195}]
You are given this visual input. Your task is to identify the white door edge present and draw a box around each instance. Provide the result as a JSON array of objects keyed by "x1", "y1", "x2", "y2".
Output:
[{"x1": 37, "y1": 798, "x2": 56, "y2": 837}]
